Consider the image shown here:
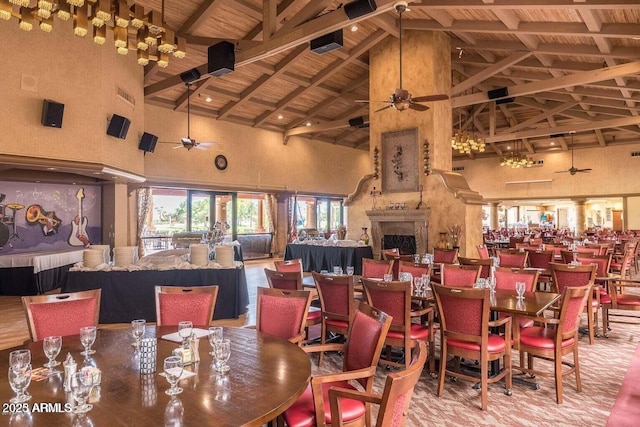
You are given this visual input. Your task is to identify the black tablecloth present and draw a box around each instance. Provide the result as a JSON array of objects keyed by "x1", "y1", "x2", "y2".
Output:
[
  {"x1": 284, "y1": 244, "x2": 373, "y2": 275},
  {"x1": 0, "y1": 265, "x2": 72, "y2": 295},
  {"x1": 62, "y1": 268, "x2": 249, "y2": 323}
]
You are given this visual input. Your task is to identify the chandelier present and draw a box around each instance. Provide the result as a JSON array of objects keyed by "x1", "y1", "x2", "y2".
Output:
[
  {"x1": 500, "y1": 140, "x2": 533, "y2": 168},
  {"x1": 0, "y1": 0, "x2": 186, "y2": 68},
  {"x1": 451, "y1": 112, "x2": 485, "y2": 154}
]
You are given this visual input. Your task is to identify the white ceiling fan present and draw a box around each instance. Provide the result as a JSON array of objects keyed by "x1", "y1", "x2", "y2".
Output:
[
  {"x1": 160, "y1": 83, "x2": 217, "y2": 151},
  {"x1": 555, "y1": 132, "x2": 592, "y2": 175},
  {"x1": 355, "y1": 1, "x2": 449, "y2": 112}
]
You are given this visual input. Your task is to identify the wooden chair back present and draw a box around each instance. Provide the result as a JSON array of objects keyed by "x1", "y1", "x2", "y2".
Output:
[
  {"x1": 264, "y1": 268, "x2": 303, "y2": 291},
  {"x1": 493, "y1": 267, "x2": 539, "y2": 292},
  {"x1": 458, "y1": 257, "x2": 493, "y2": 279},
  {"x1": 255, "y1": 287, "x2": 312, "y2": 345},
  {"x1": 441, "y1": 264, "x2": 481, "y2": 287},
  {"x1": 155, "y1": 285, "x2": 218, "y2": 326},
  {"x1": 361, "y1": 258, "x2": 394, "y2": 279}
]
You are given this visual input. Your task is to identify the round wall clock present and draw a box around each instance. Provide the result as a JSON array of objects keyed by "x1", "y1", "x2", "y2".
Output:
[{"x1": 215, "y1": 155, "x2": 228, "y2": 170}]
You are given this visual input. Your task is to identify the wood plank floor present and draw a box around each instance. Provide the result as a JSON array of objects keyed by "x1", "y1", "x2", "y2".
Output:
[{"x1": 0, "y1": 258, "x2": 274, "y2": 351}]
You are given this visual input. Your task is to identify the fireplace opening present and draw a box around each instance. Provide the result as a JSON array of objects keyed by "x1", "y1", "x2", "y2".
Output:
[{"x1": 383, "y1": 235, "x2": 417, "y2": 255}]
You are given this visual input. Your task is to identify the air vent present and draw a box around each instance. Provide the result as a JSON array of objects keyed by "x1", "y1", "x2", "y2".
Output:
[
  {"x1": 452, "y1": 166, "x2": 465, "y2": 172},
  {"x1": 116, "y1": 86, "x2": 136, "y2": 107},
  {"x1": 631, "y1": 151, "x2": 640, "y2": 157}
]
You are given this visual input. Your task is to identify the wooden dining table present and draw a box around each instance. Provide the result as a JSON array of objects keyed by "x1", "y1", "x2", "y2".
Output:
[{"x1": 0, "y1": 326, "x2": 311, "y2": 426}]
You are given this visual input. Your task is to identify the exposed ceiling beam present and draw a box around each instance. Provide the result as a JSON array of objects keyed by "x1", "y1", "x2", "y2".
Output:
[
  {"x1": 451, "y1": 51, "x2": 533, "y2": 95},
  {"x1": 411, "y1": 1, "x2": 640, "y2": 10},
  {"x1": 502, "y1": 101, "x2": 579, "y2": 134},
  {"x1": 178, "y1": 0, "x2": 223, "y2": 36}
]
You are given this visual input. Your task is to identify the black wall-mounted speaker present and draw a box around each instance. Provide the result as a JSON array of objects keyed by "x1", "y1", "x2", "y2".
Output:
[
  {"x1": 310, "y1": 30, "x2": 344, "y2": 54},
  {"x1": 139, "y1": 132, "x2": 158, "y2": 153},
  {"x1": 496, "y1": 97, "x2": 515, "y2": 105},
  {"x1": 106, "y1": 114, "x2": 131, "y2": 139},
  {"x1": 180, "y1": 68, "x2": 201, "y2": 84},
  {"x1": 348, "y1": 116, "x2": 365, "y2": 127},
  {"x1": 208, "y1": 41, "x2": 235, "y2": 77},
  {"x1": 488, "y1": 87, "x2": 509, "y2": 100},
  {"x1": 344, "y1": 0, "x2": 377, "y2": 19},
  {"x1": 41, "y1": 99, "x2": 64, "y2": 128}
]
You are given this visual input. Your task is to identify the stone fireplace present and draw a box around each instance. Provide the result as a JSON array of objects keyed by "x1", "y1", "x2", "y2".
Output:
[{"x1": 366, "y1": 209, "x2": 429, "y2": 259}]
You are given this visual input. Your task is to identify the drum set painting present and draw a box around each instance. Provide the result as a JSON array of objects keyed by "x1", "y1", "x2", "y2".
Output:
[{"x1": 0, "y1": 193, "x2": 64, "y2": 251}]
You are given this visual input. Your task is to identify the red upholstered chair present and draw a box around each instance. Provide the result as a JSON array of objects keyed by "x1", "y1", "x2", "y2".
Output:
[
  {"x1": 282, "y1": 303, "x2": 392, "y2": 427},
  {"x1": 458, "y1": 257, "x2": 493, "y2": 279},
  {"x1": 22, "y1": 289, "x2": 101, "y2": 342},
  {"x1": 476, "y1": 244, "x2": 490, "y2": 259},
  {"x1": 433, "y1": 248, "x2": 458, "y2": 264},
  {"x1": 274, "y1": 258, "x2": 304, "y2": 278},
  {"x1": 265, "y1": 268, "x2": 322, "y2": 341},
  {"x1": 432, "y1": 284, "x2": 512, "y2": 410},
  {"x1": 517, "y1": 284, "x2": 591, "y2": 404},
  {"x1": 610, "y1": 248, "x2": 634, "y2": 279},
  {"x1": 525, "y1": 249, "x2": 555, "y2": 291},
  {"x1": 575, "y1": 254, "x2": 612, "y2": 337},
  {"x1": 601, "y1": 279, "x2": 640, "y2": 336},
  {"x1": 154, "y1": 285, "x2": 218, "y2": 326},
  {"x1": 508, "y1": 236, "x2": 524, "y2": 248},
  {"x1": 328, "y1": 341, "x2": 427, "y2": 427},
  {"x1": 397, "y1": 260, "x2": 431, "y2": 280},
  {"x1": 550, "y1": 263, "x2": 597, "y2": 345},
  {"x1": 361, "y1": 278, "x2": 434, "y2": 374},
  {"x1": 382, "y1": 250, "x2": 413, "y2": 279},
  {"x1": 575, "y1": 246, "x2": 600, "y2": 256},
  {"x1": 496, "y1": 250, "x2": 528, "y2": 268},
  {"x1": 361, "y1": 258, "x2": 394, "y2": 279},
  {"x1": 255, "y1": 287, "x2": 312, "y2": 346},
  {"x1": 440, "y1": 264, "x2": 481, "y2": 288},
  {"x1": 493, "y1": 267, "x2": 540, "y2": 332},
  {"x1": 312, "y1": 272, "x2": 356, "y2": 366}
]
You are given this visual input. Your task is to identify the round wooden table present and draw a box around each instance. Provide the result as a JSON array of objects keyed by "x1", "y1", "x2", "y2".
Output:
[{"x1": 0, "y1": 326, "x2": 311, "y2": 426}]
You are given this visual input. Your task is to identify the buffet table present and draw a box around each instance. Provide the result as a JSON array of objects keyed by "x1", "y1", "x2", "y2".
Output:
[
  {"x1": 284, "y1": 243, "x2": 373, "y2": 275},
  {"x1": 0, "y1": 249, "x2": 84, "y2": 295},
  {"x1": 62, "y1": 266, "x2": 249, "y2": 323}
]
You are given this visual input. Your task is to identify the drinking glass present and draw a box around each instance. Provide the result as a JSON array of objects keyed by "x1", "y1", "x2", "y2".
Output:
[
  {"x1": 413, "y1": 254, "x2": 421, "y2": 264},
  {"x1": 515, "y1": 282, "x2": 526, "y2": 300},
  {"x1": 213, "y1": 339, "x2": 231, "y2": 373},
  {"x1": 488, "y1": 276, "x2": 496, "y2": 293},
  {"x1": 346, "y1": 266, "x2": 355, "y2": 276},
  {"x1": 43, "y1": 336, "x2": 62, "y2": 369},
  {"x1": 9, "y1": 349, "x2": 31, "y2": 368},
  {"x1": 383, "y1": 273, "x2": 393, "y2": 282},
  {"x1": 80, "y1": 326, "x2": 97, "y2": 356},
  {"x1": 413, "y1": 277, "x2": 423, "y2": 296},
  {"x1": 422, "y1": 274, "x2": 431, "y2": 291},
  {"x1": 164, "y1": 396, "x2": 184, "y2": 427},
  {"x1": 332, "y1": 266, "x2": 341, "y2": 275},
  {"x1": 8, "y1": 363, "x2": 32, "y2": 403},
  {"x1": 177, "y1": 321, "x2": 193, "y2": 349},
  {"x1": 131, "y1": 319, "x2": 146, "y2": 348},
  {"x1": 70, "y1": 370, "x2": 95, "y2": 414},
  {"x1": 208, "y1": 327, "x2": 223, "y2": 356},
  {"x1": 163, "y1": 356, "x2": 184, "y2": 396},
  {"x1": 476, "y1": 278, "x2": 487, "y2": 289}
]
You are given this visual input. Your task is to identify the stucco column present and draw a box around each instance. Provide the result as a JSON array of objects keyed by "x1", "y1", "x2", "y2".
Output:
[
  {"x1": 257, "y1": 199, "x2": 266, "y2": 232},
  {"x1": 573, "y1": 198, "x2": 587, "y2": 237},
  {"x1": 622, "y1": 196, "x2": 628, "y2": 232},
  {"x1": 490, "y1": 202, "x2": 499, "y2": 231}
]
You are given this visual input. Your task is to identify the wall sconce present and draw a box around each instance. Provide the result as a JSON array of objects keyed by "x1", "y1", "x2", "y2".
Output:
[
  {"x1": 423, "y1": 140, "x2": 430, "y2": 175},
  {"x1": 373, "y1": 146, "x2": 379, "y2": 179}
]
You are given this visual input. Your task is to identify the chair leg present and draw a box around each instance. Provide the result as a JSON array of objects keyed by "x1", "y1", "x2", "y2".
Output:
[
  {"x1": 602, "y1": 307, "x2": 609, "y2": 337},
  {"x1": 574, "y1": 346, "x2": 582, "y2": 393},
  {"x1": 318, "y1": 323, "x2": 326, "y2": 367},
  {"x1": 586, "y1": 306, "x2": 594, "y2": 345},
  {"x1": 437, "y1": 343, "x2": 446, "y2": 397},
  {"x1": 480, "y1": 357, "x2": 488, "y2": 411},
  {"x1": 554, "y1": 348, "x2": 564, "y2": 404}
]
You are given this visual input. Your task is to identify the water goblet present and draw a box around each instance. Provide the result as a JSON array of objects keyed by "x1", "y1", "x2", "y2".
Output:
[
  {"x1": 164, "y1": 396, "x2": 184, "y2": 427},
  {"x1": 163, "y1": 356, "x2": 184, "y2": 396},
  {"x1": 515, "y1": 282, "x2": 526, "y2": 300},
  {"x1": 346, "y1": 266, "x2": 355, "y2": 276},
  {"x1": 412, "y1": 277, "x2": 423, "y2": 296},
  {"x1": 332, "y1": 266, "x2": 341, "y2": 275},
  {"x1": 413, "y1": 254, "x2": 421, "y2": 264},
  {"x1": 383, "y1": 273, "x2": 393, "y2": 282},
  {"x1": 8, "y1": 363, "x2": 32, "y2": 403},
  {"x1": 475, "y1": 278, "x2": 487, "y2": 289},
  {"x1": 43, "y1": 336, "x2": 62, "y2": 369},
  {"x1": 422, "y1": 274, "x2": 431, "y2": 292},
  {"x1": 80, "y1": 326, "x2": 97, "y2": 356},
  {"x1": 177, "y1": 321, "x2": 193, "y2": 349},
  {"x1": 70, "y1": 370, "x2": 95, "y2": 414},
  {"x1": 9, "y1": 349, "x2": 31, "y2": 368},
  {"x1": 208, "y1": 327, "x2": 223, "y2": 356},
  {"x1": 213, "y1": 339, "x2": 231, "y2": 373},
  {"x1": 131, "y1": 319, "x2": 146, "y2": 348},
  {"x1": 488, "y1": 276, "x2": 496, "y2": 293}
]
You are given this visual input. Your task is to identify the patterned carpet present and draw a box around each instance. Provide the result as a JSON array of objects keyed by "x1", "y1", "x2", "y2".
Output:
[{"x1": 313, "y1": 312, "x2": 640, "y2": 426}]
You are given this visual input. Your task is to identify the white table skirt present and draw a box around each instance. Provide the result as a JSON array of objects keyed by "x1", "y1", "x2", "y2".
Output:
[{"x1": 0, "y1": 249, "x2": 85, "y2": 273}]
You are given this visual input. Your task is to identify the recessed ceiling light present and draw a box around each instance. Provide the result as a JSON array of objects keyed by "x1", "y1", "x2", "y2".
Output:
[
  {"x1": 277, "y1": 114, "x2": 283, "y2": 120},
  {"x1": 205, "y1": 96, "x2": 212, "y2": 103},
  {"x1": 506, "y1": 145, "x2": 511, "y2": 150},
  {"x1": 350, "y1": 24, "x2": 358, "y2": 32},
  {"x1": 306, "y1": 121, "x2": 312, "y2": 126},
  {"x1": 46, "y1": 167, "x2": 56, "y2": 170},
  {"x1": 550, "y1": 141, "x2": 556, "y2": 146}
]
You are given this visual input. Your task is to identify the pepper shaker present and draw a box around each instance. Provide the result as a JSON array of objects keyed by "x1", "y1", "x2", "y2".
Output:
[{"x1": 63, "y1": 352, "x2": 77, "y2": 392}]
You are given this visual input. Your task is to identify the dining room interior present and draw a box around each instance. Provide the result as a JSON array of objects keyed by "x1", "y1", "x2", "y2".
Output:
[{"x1": 1, "y1": 0, "x2": 640, "y2": 426}]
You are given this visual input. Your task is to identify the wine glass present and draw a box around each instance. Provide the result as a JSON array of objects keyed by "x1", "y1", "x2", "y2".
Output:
[
  {"x1": 164, "y1": 396, "x2": 184, "y2": 427},
  {"x1": 70, "y1": 370, "x2": 95, "y2": 414},
  {"x1": 177, "y1": 321, "x2": 193, "y2": 349},
  {"x1": 346, "y1": 266, "x2": 355, "y2": 276},
  {"x1": 8, "y1": 363, "x2": 32, "y2": 403},
  {"x1": 422, "y1": 274, "x2": 431, "y2": 292},
  {"x1": 515, "y1": 282, "x2": 526, "y2": 300},
  {"x1": 43, "y1": 336, "x2": 62, "y2": 369},
  {"x1": 208, "y1": 327, "x2": 223, "y2": 356},
  {"x1": 131, "y1": 319, "x2": 146, "y2": 348},
  {"x1": 9, "y1": 349, "x2": 31, "y2": 368},
  {"x1": 80, "y1": 326, "x2": 97, "y2": 356},
  {"x1": 488, "y1": 276, "x2": 497, "y2": 294},
  {"x1": 412, "y1": 277, "x2": 423, "y2": 296},
  {"x1": 163, "y1": 356, "x2": 184, "y2": 396},
  {"x1": 213, "y1": 339, "x2": 231, "y2": 373}
]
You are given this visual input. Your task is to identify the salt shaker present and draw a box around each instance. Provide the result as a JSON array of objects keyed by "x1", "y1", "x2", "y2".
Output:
[
  {"x1": 63, "y1": 352, "x2": 77, "y2": 392},
  {"x1": 190, "y1": 333, "x2": 200, "y2": 363}
]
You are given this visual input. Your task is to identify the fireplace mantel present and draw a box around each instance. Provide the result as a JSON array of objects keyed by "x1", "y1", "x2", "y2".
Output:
[{"x1": 366, "y1": 209, "x2": 430, "y2": 258}]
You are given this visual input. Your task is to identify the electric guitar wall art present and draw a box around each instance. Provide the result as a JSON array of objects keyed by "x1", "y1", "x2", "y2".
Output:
[{"x1": 69, "y1": 188, "x2": 90, "y2": 247}]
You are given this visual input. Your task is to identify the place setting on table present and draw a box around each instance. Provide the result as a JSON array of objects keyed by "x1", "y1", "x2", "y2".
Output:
[{"x1": 1, "y1": 321, "x2": 311, "y2": 426}]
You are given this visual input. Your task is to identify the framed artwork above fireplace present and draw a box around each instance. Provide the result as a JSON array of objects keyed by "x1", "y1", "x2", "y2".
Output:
[{"x1": 381, "y1": 127, "x2": 419, "y2": 193}]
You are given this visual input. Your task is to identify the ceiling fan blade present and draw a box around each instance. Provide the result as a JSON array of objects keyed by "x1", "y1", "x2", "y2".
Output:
[
  {"x1": 409, "y1": 103, "x2": 429, "y2": 112},
  {"x1": 172, "y1": 145, "x2": 183, "y2": 150},
  {"x1": 194, "y1": 144, "x2": 209, "y2": 151},
  {"x1": 374, "y1": 104, "x2": 393, "y2": 113},
  {"x1": 576, "y1": 168, "x2": 592, "y2": 172},
  {"x1": 354, "y1": 100, "x2": 370, "y2": 103},
  {"x1": 411, "y1": 94, "x2": 449, "y2": 102},
  {"x1": 198, "y1": 141, "x2": 217, "y2": 146},
  {"x1": 554, "y1": 170, "x2": 570, "y2": 174}
]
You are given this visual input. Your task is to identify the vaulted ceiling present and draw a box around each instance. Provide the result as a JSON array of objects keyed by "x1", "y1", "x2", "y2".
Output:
[{"x1": 140, "y1": 0, "x2": 640, "y2": 160}]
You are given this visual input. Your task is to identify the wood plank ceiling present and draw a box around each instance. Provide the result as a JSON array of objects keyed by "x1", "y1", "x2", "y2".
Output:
[{"x1": 140, "y1": 0, "x2": 640, "y2": 160}]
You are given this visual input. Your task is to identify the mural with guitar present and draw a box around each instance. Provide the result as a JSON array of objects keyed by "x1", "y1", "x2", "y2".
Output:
[{"x1": 69, "y1": 188, "x2": 90, "y2": 247}]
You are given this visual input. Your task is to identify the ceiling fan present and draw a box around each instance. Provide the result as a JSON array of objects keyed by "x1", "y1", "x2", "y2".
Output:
[
  {"x1": 356, "y1": 1, "x2": 449, "y2": 113},
  {"x1": 160, "y1": 83, "x2": 217, "y2": 151},
  {"x1": 555, "y1": 132, "x2": 592, "y2": 175}
]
